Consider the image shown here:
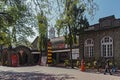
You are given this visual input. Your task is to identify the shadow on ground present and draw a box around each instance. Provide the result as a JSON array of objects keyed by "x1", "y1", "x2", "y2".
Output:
[
  {"x1": 85, "y1": 69, "x2": 120, "y2": 77},
  {"x1": 0, "y1": 71, "x2": 75, "y2": 80}
]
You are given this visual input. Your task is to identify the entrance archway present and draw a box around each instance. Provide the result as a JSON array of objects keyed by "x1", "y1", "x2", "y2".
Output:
[{"x1": 15, "y1": 45, "x2": 33, "y2": 66}]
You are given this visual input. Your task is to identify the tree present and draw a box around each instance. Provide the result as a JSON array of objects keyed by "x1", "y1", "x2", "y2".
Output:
[
  {"x1": 0, "y1": 0, "x2": 35, "y2": 47},
  {"x1": 55, "y1": 0, "x2": 98, "y2": 68},
  {"x1": 37, "y1": 11, "x2": 48, "y2": 63}
]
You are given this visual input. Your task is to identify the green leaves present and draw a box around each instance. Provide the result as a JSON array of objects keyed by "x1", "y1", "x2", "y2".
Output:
[
  {"x1": 36, "y1": 12, "x2": 48, "y2": 51},
  {"x1": 0, "y1": 0, "x2": 98, "y2": 47},
  {"x1": 54, "y1": 0, "x2": 94, "y2": 47},
  {"x1": 0, "y1": 0, "x2": 35, "y2": 46},
  {"x1": 37, "y1": 12, "x2": 47, "y2": 35}
]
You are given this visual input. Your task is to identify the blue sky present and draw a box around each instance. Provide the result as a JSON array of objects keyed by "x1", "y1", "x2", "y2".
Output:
[{"x1": 89, "y1": 0, "x2": 120, "y2": 25}]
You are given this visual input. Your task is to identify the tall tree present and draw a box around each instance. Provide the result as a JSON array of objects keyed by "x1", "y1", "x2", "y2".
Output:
[
  {"x1": 55, "y1": 0, "x2": 98, "y2": 68},
  {"x1": 37, "y1": 11, "x2": 48, "y2": 63}
]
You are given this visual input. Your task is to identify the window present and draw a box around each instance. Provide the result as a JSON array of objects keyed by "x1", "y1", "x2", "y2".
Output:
[
  {"x1": 84, "y1": 39, "x2": 94, "y2": 57},
  {"x1": 101, "y1": 36, "x2": 113, "y2": 57}
]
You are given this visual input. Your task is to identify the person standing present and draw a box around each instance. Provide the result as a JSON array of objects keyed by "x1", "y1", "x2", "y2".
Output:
[
  {"x1": 104, "y1": 59, "x2": 112, "y2": 75},
  {"x1": 94, "y1": 60, "x2": 100, "y2": 72}
]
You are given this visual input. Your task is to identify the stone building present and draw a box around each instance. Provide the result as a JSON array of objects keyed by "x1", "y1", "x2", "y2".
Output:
[{"x1": 79, "y1": 15, "x2": 120, "y2": 67}]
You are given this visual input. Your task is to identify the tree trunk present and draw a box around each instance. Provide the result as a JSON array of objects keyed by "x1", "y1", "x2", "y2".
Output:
[{"x1": 68, "y1": 24, "x2": 73, "y2": 68}]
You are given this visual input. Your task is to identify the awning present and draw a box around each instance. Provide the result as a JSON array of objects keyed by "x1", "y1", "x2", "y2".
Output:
[{"x1": 52, "y1": 49, "x2": 70, "y2": 53}]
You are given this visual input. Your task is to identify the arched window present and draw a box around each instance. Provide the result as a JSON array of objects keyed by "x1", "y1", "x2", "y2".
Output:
[
  {"x1": 84, "y1": 39, "x2": 94, "y2": 57},
  {"x1": 101, "y1": 36, "x2": 113, "y2": 57}
]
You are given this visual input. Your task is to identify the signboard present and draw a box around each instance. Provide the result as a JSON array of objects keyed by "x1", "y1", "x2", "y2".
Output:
[
  {"x1": 72, "y1": 49, "x2": 79, "y2": 59},
  {"x1": 41, "y1": 56, "x2": 47, "y2": 66}
]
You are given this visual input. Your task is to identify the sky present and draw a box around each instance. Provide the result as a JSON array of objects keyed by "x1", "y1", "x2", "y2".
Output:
[
  {"x1": 88, "y1": 0, "x2": 120, "y2": 25},
  {"x1": 29, "y1": 0, "x2": 120, "y2": 42}
]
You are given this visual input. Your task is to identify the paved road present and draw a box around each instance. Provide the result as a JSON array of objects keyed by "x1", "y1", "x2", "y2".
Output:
[{"x1": 0, "y1": 65, "x2": 120, "y2": 80}]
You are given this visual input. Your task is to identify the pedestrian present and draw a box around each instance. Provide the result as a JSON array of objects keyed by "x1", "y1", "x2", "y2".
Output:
[
  {"x1": 96, "y1": 60, "x2": 100, "y2": 72},
  {"x1": 104, "y1": 59, "x2": 112, "y2": 75},
  {"x1": 64, "y1": 59, "x2": 70, "y2": 68},
  {"x1": 76, "y1": 57, "x2": 80, "y2": 68}
]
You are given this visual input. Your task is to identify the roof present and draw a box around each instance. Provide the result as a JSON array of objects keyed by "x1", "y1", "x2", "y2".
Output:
[
  {"x1": 99, "y1": 15, "x2": 115, "y2": 22},
  {"x1": 85, "y1": 15, "x2": 120, "y2": 32},
  {"x1": 50, "y1": 36, "x2": 65, "y2": 42},
  {"x1": 31, "y1": 36, "x2": 38, "y2": 45}
]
